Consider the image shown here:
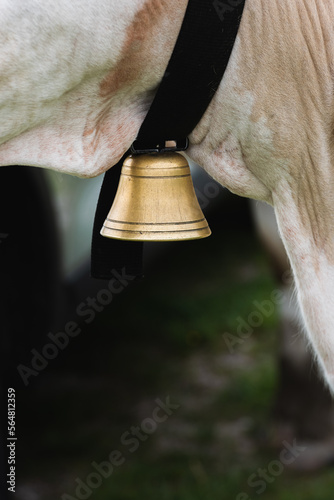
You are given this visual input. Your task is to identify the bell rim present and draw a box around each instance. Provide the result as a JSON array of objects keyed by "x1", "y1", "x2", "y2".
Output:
[{"x1": 100, "y1": 225, "x2": 211, "y2": 241}]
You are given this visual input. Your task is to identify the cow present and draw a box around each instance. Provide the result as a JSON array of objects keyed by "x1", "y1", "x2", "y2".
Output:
[{"x1": 1, "y1": 0, "x2": 334, "y2": 395}]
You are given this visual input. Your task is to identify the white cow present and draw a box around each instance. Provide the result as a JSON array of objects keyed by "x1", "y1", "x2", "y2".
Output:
[{"x1": 1, "y1": 0, "x2": 334, "y2": 393}]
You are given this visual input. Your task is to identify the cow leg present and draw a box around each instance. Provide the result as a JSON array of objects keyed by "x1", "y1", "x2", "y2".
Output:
[
  {"x1": 251, "y1": 201, "x2": 334, "y2": 451},
  {"x1": 272, "y1": 175, "x2": 334, "y2": 396}
]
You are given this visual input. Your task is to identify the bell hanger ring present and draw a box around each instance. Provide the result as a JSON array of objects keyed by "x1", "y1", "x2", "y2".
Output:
[{"x1": 131, "y1": 137, "x2": 189, "y2": 155}]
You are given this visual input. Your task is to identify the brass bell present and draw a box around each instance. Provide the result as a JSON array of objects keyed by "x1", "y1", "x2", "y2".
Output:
[{"x1": 100, "y1": 152, "x2": 211, "y2": 241}]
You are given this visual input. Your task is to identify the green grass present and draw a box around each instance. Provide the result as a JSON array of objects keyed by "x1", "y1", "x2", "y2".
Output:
[
  {"x1": 17, "y1": 197, "x2": 334, "y2": 499},
  {"x1": 59, "y1": 457, "x2": 334, "y2": 500}
]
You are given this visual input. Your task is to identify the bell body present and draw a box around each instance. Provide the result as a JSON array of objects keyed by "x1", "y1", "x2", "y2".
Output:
[{"x1": 101, "y1": 152, "x2": 211, "y2": 241}]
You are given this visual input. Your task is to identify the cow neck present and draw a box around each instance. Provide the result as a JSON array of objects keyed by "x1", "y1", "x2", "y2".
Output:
[{"x1": 91, "y1": 0, "x2": 246, "y2": 279}]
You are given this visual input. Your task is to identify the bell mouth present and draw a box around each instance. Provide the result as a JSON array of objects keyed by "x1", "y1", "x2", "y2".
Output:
[
  {"x1": 101, "y1": 218, "x2": 211, "y2": 241},
  {"x1": 100, "y1": 152, "x2": 211, "y2": 242}
]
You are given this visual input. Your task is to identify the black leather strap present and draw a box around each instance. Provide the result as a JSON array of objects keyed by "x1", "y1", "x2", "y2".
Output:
[
  {"x1": 91, "y1": 0, "x2": 245, "y2": 279},
  {"x1": 134, "y1": 0, "x2": 245, "y2": 148}
]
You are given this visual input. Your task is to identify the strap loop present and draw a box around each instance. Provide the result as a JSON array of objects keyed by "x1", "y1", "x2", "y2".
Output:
[{"x1": 131, "y1": 138, "x2": 189, "y2": 155}]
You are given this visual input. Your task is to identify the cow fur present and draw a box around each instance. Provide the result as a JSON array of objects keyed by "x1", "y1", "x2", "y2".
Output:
[{"x1": 1, "y1": 0, "x2": 334, "y2": 393}]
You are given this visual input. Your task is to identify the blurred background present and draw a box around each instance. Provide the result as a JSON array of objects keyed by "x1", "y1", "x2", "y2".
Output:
[{"x1": 1, "y1": 162, "x2": 334, "y2": 500}]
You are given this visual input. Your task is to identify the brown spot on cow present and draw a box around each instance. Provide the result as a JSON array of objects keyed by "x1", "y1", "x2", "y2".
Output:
[
  {"x1": 99, "y1": 0, "x2": 187, "y2": 98},
  {"x1": 82, "y1": 0, "x2": 187, "y2": 169}
]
